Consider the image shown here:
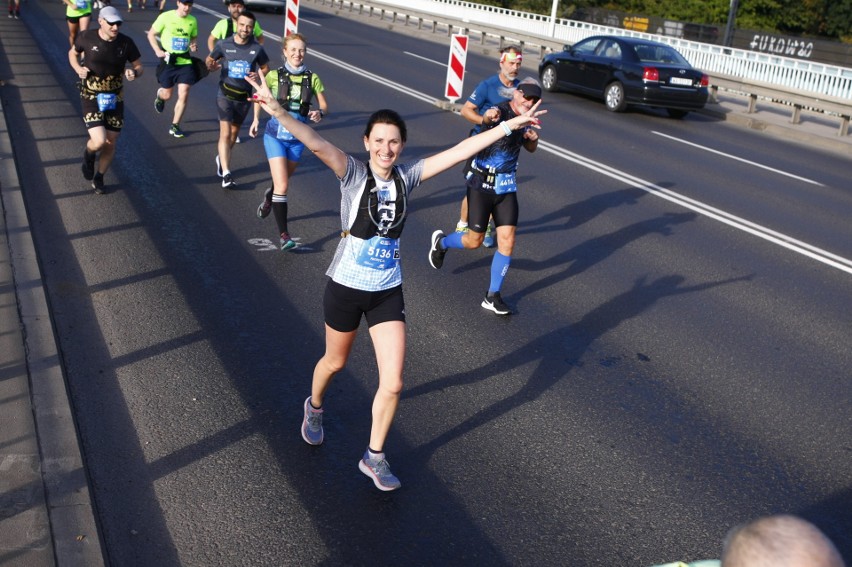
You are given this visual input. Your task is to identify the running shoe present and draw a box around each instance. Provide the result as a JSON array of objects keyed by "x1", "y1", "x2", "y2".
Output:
[
  {"x1": 483, "y1": 221, "x2": 495, "y2": 248},
  {"x1": 481, "y1": 292, "x2": 511, "y2": 315},
  {"x1": 301, "y1": 396, "x2": 323, "y2": 445},
  {"x1": 256, "y1": 187, "x2": 273, "y2": 219},
  {"x1": 81, "y1": 150, "x2": 96, "y2": 181},
  {"x1": 359, "y1": 450, "x2": 401, "y2": 491},
  {"x1": 221, "y1": 173, "x2": 236, "y2": 189},
  {"x1": 154, "y1": 96, "x2": 165, "y2": 114},
  {"x1": 428, "y1": 230, "x2": 446, "y2": 269},
  {"x1": 280, "y1": 232, "x2": 296, "y2": 251},
  {"x1": 454, "y1": 221, "x2": 469, "y2": 233},
  {"x1": 215, "y1": 155, "x2": 223, "y2": 177},
  {"x1": 91, "y1": 173, "x2": 105, "y2": 195},
  {"x1": 169, "y1": 124, "x2": 185, "y2": 138}
]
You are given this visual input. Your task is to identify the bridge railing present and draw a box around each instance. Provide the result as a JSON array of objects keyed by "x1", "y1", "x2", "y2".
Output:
[
  {"x1": 309, "y1": 0, "x2": 852, "y2": 134},
  {"x1": 319, "y1": 0, "x2": 852, "y2": 101}
]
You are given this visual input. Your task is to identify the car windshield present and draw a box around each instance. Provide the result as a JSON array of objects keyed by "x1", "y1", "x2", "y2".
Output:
[{"x1": 633, "y1": 44, "x2": 688, "y2": 65}]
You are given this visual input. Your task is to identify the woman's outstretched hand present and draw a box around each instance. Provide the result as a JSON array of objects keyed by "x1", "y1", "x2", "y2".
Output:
[
  {"x1": 509, "y1": 99, "x2": 547, "y2": 131},
  {"x1": 245, "y1": 68, "x2": 281, "y2": 116}
]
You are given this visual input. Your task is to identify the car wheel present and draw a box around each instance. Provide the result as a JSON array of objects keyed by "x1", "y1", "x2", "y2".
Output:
[
  {"x1": 604, "y1": 81, "x2": 627, "y2": 112},
  {"x1": 540, "y1": 64, "x2": 559, "y2": 92},
  {"x1": 667, "y1": 108, "x2": 689, "y2": 119}
]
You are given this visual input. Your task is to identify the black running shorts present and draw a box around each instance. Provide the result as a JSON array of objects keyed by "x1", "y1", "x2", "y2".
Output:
[
  {"x1": 81, "y1": 97, "x2": 124, "y2": 131},
  {"x1": 323, "y1": 279, "x2": 406, "y2": 333},
  {"x1": 466, "y1": 180, "x2": 519, "y2": 232},
  {"x1": 158, "y1": 63, "x2": 196, "y2": 88},
  {"x1": 216, "y1": 94, "x2": 251, "y2": 125}
]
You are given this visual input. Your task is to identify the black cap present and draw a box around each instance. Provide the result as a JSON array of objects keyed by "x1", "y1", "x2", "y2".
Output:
[
  {"x1": 517, "y1": 82, "x2": 542, "y2": 99},
  {"x1": 228, "y1": 0, "x2": 245, "y2": 4}
]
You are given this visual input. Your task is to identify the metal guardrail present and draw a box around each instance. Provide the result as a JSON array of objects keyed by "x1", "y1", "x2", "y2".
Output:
[
  {"x1": 309, "y1": 0, "x2": 852, "y2": 135},
  {"x1": 709, "y1": 78, "x2": 850, "y2": 136},
  {"x1": 344, "y1": 0, "x2": 852, "y2": 101}
]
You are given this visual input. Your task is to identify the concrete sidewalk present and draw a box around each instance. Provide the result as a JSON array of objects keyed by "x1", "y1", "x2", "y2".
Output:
[
  {"x1": 0, "y1": 8, "x2": 849, "y2": 567},
  {"x1": 0, "y1": 13, "x2": 105, "y2": 567}
]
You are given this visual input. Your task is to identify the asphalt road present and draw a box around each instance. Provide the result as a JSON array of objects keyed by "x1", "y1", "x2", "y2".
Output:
[{"x1": 3, "y1": 1, "x2": 850, "y2": 565}]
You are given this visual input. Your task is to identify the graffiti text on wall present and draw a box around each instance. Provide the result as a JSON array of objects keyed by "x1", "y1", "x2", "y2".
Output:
[{"x1": 749, "y1": 35, "x2": 814, "y2": 59}]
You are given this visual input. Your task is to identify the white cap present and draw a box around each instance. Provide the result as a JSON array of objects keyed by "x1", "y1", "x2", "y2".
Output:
[{"x1": 99, "y1": 6, "x2": 123, "y2": 22}]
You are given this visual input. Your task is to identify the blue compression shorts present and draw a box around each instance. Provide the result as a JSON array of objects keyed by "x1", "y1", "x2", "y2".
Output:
[{"x1": 263, "y1": 132, "x2": 306, "y2": 162}]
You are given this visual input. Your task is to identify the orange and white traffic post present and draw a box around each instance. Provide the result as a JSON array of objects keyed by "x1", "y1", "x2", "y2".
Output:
[
  {"x1": 285, "y1": 0, "x2": 299, "y2": 37},
  {"x1": 445, "y1": 34, "x2": 468, "y2": 102}
]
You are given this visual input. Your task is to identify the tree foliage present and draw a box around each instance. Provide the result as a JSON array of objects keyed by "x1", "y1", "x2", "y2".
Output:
[
  {"x1": 476, "y1": 0, "x2": 852, "y2": 41},
  {"x1": 824, "y1": 0, "x2": 852, "y2": 41}
]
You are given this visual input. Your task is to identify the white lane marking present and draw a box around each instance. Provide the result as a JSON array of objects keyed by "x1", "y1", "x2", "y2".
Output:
[
  {"x1": 193, "y1": 5, "x2": 320, "y2": 30},
  {"x1": 195, "y1": 5, "x2": 224, "y2": 17},
  {"x1": 248, "y1": 237, "x2": 311, "y2": 252},
  {"x1": 196, "y1": 6, "x2": 849, "y2": 275},
  {"x1": 539, "y1": 140, "x2": 852, "y2": 274},
  {"x1": 248, "y1": 238, "x2": 277, "y2": 252},
  {"x1": 309, "y1": 49, "x2": 439, "y2": 103},
  {"x1": 404, "y1": 51, "x2": 445, "y2": 66},
  {"x1": 233, "y1": 25, "x2": 437, "y2": 103},
  {"x1": 651, "y1": 131, "x2": 823, "y2": 186}
]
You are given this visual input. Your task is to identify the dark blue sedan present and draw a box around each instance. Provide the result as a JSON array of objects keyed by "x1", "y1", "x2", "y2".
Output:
[{"x1": 539, "y1": 35, "x2": 709, "y2": 118}]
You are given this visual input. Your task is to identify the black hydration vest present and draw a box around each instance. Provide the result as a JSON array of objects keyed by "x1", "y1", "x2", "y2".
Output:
[
  {"x1": 277, "y1": 68, "x2": 314, "y2": 117},
  {"x1": 347, "y1": 164, "x2": 408, "y2": 240}
]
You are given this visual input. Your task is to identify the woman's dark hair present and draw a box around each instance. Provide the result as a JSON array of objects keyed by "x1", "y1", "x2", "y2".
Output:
[{"x1": 364, "y1": 109, "x2": 407, "y2": 143}]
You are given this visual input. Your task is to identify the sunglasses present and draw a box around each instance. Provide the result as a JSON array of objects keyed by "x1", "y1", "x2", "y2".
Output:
[
  {"x1": 516, "y1": 90, "x2": 540, "y2": 103},
  {"x1": 105, "y1": 20, "x2": 122, "y2": 26}
]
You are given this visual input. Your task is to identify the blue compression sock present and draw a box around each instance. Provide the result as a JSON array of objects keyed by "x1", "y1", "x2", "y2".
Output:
[
  {"x1": 442, "y1": 231, "x2": 465, "y2": 249},
  {"x1": 489, "y1": 251, "x2": 512, "y2": 293}
]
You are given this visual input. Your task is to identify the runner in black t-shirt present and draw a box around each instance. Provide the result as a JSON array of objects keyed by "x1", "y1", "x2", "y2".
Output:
[{"x1": 68, "y1": 6, "x2": 143, "y2": 194}]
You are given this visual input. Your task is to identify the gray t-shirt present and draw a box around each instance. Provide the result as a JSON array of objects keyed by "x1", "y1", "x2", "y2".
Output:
[
  {"x1": 326, "y1": 155, "x2": 424, "y2": 291},
  {"x1": 210, "y1": 35, "x2": 269, "y2": 92}
]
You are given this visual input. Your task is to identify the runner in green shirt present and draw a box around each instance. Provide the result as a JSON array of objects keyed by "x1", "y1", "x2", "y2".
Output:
[
  {"x1": 63, "y1": 0, "x2": 92, "y2": 47},
  {"x1": 147, "y1": 0, "x2": 199, "y2": 138},
  {"x1": 251, "y1": 33, "x2": 329, "y2": 251}
]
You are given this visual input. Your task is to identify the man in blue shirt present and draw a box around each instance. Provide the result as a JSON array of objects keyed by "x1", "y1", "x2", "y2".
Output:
[{"x1": 455, "y1": 45, "x2": 523, "y2": 247}]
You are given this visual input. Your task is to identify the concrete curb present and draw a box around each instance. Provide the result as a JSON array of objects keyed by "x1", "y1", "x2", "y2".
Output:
[
  {"x1": 0, "y1": 76, "x2": 106, "y2": 567},
  {"x1": 698, "y1": 100, "x2": 852, "y2": 157}
]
